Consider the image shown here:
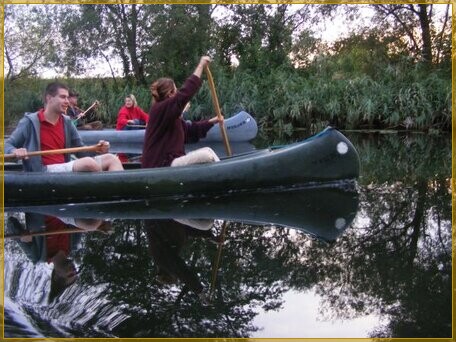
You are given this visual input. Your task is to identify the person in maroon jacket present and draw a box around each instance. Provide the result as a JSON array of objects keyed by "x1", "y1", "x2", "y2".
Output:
[{"x1": 142, "y1": 56, "x2": 223, "y2": 168}]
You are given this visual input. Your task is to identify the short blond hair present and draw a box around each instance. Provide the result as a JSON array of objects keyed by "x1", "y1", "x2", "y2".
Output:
[{"x1": 126, "y1": 94, "x2": 138, "y2": 107}]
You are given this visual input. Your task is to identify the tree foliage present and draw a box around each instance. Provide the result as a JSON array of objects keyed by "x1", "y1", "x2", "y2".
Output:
[
  {"x1": 370, "y1": 4, "x2": 451, "y2": 67},
  {"x1": 3, "y1": 4, "x2": 452, "y2": 132},
  {"x1": 4, "y1": 5, "x2": 61, "y2": 80}
]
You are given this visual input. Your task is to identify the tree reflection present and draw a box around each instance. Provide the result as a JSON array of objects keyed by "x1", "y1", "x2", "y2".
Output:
[
  {"x1": 74, "y1": 179, "x2": 450, "y2": 337},
  {"x1": 78, "y1": 219, "x2": 324, "y2": 337},
  {"x1": 305, "y1": 132, "x2": 452, "y2": 338}
]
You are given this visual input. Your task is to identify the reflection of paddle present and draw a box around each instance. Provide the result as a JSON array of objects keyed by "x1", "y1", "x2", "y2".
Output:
[
  {"x1": 2, "y1": 143, "x2": 104, "y2": 160},
  {"x1": 4, "y1": 227, "x2": 86, "y2": 239},
  {"x1": 205, "y1": 66, "x2": 232, "y2": 156},
  {"x1": 209, "y1": 220, "x2": 229, "y2": 300},
  {"x1": 4, "y1": 220, "x2": 112, "y2": 239}
]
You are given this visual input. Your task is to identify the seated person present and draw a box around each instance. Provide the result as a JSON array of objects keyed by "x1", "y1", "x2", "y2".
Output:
[
  {"x1": 116, "y1": 94, "x2": 149, "y2": 130},
  {"x1": 66, "y1": 90, "x2": 103, "y2": 130},
  {"x1": 142, "y1": 56, "x2": 222, "y2": 169},
  {"x1": 4, "y1": 82, "x2": 123, "y2": 172}
]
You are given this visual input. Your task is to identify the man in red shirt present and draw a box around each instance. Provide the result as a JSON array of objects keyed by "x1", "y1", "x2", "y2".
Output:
[{"x1": 5, "y1": 82, "x2": 123, "y2": 172}]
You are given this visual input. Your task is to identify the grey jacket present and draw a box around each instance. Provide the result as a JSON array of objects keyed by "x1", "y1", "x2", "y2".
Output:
[{"x1": 5, "y1": 112, "x2": 93, "y2": 172}]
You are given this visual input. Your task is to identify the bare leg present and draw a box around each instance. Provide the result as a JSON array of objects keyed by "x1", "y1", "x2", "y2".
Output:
[
  {"x1": 73, "y1": 157, "x2": 102, "y2": 172},
  {"x1": 171, "y1": 147, "x2": 220, "y2": 167},
  {"x1": 96, "y1": 154, "x2": 124, "y2": 171},
  {"x1": 74, "y1": 218, "x2": 103, "y2": 231}
]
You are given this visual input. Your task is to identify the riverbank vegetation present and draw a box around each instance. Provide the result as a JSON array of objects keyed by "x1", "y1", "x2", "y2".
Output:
[{"x1": 4, "y1": 4, "x2": 451, "y2": 133}]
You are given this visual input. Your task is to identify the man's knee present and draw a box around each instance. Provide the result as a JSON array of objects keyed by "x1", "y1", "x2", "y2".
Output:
[
  {"x1": 74, "y1": 157, "x2": 101, "y2": 172},
  {"x1": 203, "y1": 147, "x2": 220, "y2": 162},
  {"x1": 171, "y1": 147, "x2": 219, "y2": 167},
  {"x1": 97, "y1": 154, "x2": 123, "y2": 171}
]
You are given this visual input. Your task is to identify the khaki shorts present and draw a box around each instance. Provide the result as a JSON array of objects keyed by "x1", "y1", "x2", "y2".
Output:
[
  {"x1": 46, "y1": 156, "x2": 103, "y2": 173},
  {"x1": 46, "y1": 160, "x2": 76, "y2": 173}
]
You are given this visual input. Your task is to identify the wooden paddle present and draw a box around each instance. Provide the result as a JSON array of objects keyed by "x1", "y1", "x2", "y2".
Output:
[
  {"x1": 74, "y1": 100, "x2": 99, "y2": 122},
  {"x1": 2, "y1": 143, "x2": 104, "y2": 160},
  {"x1": 205, "y1": 65, "x2": 232, "y2": 156}
]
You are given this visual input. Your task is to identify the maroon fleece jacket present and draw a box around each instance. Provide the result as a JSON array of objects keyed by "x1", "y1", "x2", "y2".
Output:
[{"x1": 141, "y1": 74, "x2": 214, "y2": 168}]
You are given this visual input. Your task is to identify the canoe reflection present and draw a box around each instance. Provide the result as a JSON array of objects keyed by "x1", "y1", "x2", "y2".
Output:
[
  {"x1": 145, "y1": 219, "x2": 217, "y2": 297},
  {"x1": 9, "y1": 186, "x2": 359, "y2": 242},
  {"x1": 4, "y1": 186, "x2": 359, "y2": 337}
]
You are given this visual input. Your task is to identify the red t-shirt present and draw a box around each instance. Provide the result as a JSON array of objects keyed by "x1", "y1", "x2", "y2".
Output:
[
  {"x1": 38, "y1": 109, "x2": 65, "y2": 166},
  {"x1": 45, "y1": 216, "x2": 70, "y2": 262}
]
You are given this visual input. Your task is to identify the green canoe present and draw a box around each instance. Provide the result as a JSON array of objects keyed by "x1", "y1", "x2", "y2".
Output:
[
  {"x1": 4, "y1": 127, "x2": 360, "y2": 207},
  {"x1": 6, "y1": 186, "x2": 359, "y2": 242}
]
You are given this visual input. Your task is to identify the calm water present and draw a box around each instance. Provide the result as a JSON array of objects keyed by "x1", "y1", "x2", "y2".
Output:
[{"x1": 3, "y1": 130, "x2": 452, "y2": 338}]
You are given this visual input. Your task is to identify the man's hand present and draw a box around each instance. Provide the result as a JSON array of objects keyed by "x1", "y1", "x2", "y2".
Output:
[
  {"x1": 96, "y1": 140, "x2": 110, "y2": 154},
  {"x1": 12, "y1": 148, "x2": 29, "y2": 160}
]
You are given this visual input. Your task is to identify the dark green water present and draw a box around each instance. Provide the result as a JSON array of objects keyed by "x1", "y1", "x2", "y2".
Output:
[{"x1": 3, "y1": 131, "x2": 452, "y2": 338}]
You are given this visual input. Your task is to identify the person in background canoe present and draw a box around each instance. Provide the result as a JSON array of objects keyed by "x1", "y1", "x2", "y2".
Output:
[
  {"x1": 4, "y1": 81, "x2": 124, "y2": 172},
  {"x1": 116, "y1": 94, "x2": 149, "y2": 130},
  {"x1": 142, "y1": 56, "x2": 223, "y2": 168},
  {"x1": 115, "y1": 94, "x2": 149, "y2": 162},
  {"x1": 66, "y1": 90, "x2": 103, "y2": 130}
]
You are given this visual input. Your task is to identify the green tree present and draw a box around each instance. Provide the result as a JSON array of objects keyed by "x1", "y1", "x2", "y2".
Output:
[
  {"x1": 142, "y1": 4, "x2": 214, "y2": 84},
  {"x1": 57, "y1": 4, "x2": 215, "y2": 85},
  {"x1": 370, "y1": 4, "x2": 451, "y2": 67},
  {"x1": 59, "y1": 4, "x2": 162, "y2": 84},
  {"x1": 215, "y1": 5, "x2": 294, "y2": 72},
  {"x1": 4, "y1": 5, "x2": 61, "y2": 81}
]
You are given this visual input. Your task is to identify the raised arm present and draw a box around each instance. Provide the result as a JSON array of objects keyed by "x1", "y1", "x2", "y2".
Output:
[{"x1": 192, "y1": 56, "x2": 211, "y2": 79}]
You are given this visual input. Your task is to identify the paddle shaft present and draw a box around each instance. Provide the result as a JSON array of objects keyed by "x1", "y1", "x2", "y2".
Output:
[
  {"x1": 205, "y1": 66, "x2": 232, "y2": 156},
  {"x1": 2, "y1": 144, "x2": 101, "y2": 160},
  {"x1": 209, "y1": 220, "x2": 229, "y2": 300},
  {"x1": 75, "y1": 101, "x2": 98, "y2": 121},
  {"x1": 4, "y1": 227, "x2": 86, "y2": 239}
]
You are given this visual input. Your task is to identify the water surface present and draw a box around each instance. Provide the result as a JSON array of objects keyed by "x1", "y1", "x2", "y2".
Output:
[{"x1": 3, "y1": 130, "x2": 451, "y2": 338}]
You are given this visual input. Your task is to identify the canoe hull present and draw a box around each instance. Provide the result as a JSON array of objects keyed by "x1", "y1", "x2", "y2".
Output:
[
  {"x1": 8, "y1": 187, "x2": 359, "y2": 242},
  {"x1": 78, "y1": 111, "x2": 258, "y2": 144},
  {"x1": 5, "y1": 127, "x2": 360, "y2": 207}
]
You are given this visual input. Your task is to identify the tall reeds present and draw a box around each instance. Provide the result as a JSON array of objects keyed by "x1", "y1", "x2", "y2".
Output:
[{"x1": 4, "y1": 59, "x2": 450, "y2": 133}]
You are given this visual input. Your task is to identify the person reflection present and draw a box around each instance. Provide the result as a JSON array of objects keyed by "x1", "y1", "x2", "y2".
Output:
[
  {"x1": 6, "y1": 214, "x2": 111, "y2": 302},
  {"x1": 143, "y1": 218, "x2": 216, "y2": 300}
]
